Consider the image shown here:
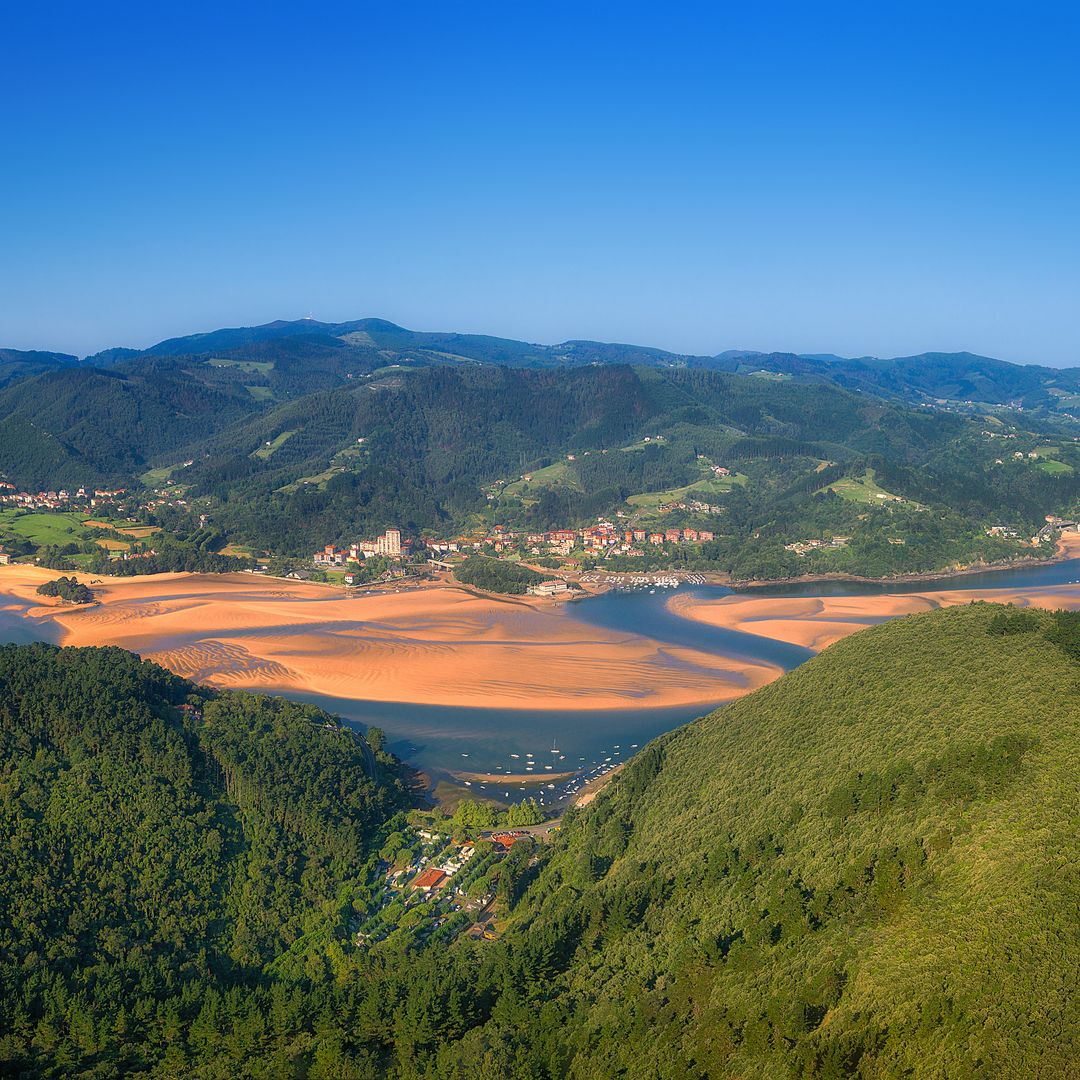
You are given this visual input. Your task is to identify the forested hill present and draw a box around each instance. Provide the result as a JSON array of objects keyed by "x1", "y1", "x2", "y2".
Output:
[
  {"x1": 0, "y1": 643, "x2": 409, "y2": 1078},
  {"x1": 10, "y1": 315, "x2": 1080, "y2": 415},
  {"x1": 460, "y1": 603, "x2": 1080, "y2": 1077},
  {"x1": 0, "y1": 362, "x2": 263, "y2": 489},
  {"x1": 0, "y1": 348, "x2": 78, "y2": 391},
  {"x1": 1, "y1": 609, "x2": 1078, "y2": 1076}
]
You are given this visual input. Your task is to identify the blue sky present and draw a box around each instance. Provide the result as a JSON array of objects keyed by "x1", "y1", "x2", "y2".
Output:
[{"x1": 1, "y1": 2, "x2": 1077, "y2": 363}]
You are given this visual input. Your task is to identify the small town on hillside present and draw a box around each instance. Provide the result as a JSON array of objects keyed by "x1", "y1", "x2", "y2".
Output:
[
  {"x1": 0, "y1": 482, "x2": 130, "y2": 511},
  {"x1": 313, "y1": 521, "x2": 717, "y2": 570}
]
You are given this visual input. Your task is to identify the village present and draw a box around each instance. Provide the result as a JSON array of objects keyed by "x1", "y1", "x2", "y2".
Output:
[
  {"x1": 354, "y1": 823, "x2": 542, "y2": 949},
  {"x1": 0, "y1": 481, "x2": 130, "y2": 512},
  {"x1": 312, "y1": 520, "x2": 718, "y2": 573}
]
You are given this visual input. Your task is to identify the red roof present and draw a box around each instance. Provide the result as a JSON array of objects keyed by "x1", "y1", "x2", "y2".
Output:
[
  {"x1": 490, "y1": 833, "x2": 530, "y2": 847},
  {"x1": 412, "y1": 868, "x2": 447, "y2": 891}
]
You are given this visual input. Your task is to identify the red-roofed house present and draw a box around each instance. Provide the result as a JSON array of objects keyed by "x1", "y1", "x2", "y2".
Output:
[
  {"x1": 412, "y1": 868, "x2": 448, "y2": 892},
  {"x1": 490, "y1": 832, "x2": 531, "y2": 849}
]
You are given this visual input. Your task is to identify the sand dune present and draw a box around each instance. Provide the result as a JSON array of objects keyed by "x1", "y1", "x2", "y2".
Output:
[{"x1": 0, "y1": 568, "x2": 779, "y2": 711}]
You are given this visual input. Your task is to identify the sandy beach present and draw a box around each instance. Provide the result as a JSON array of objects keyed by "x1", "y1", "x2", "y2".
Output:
[
  {"x1": 0, "y1": 566, "x2": 779, "y2": 712},
  {"x1": 5, "y1": 535, "x2": 1080, "y2": 718},
  {"x1": 669, "y1": 534, "x2": 1080, "y2": 650}
]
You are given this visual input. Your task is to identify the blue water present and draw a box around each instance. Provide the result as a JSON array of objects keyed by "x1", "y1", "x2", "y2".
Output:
[
  {"x1": 4, "y1": 556, "x2": 1080, "y2": 800},
  {"x1": 739, "y1": 557, "x2": 1080, "y2": 596},
  {"x1": 0, "y1": 598, "x2": 61, "y2": 645}
]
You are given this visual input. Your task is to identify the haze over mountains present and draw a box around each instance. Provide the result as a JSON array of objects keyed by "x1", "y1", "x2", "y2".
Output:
[{"x1": 3, "y1": 315, "x2": 1079, "y2": 412}]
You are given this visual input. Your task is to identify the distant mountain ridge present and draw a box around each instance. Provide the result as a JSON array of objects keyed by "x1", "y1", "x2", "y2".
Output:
[
  {"x1": 1, "y1": 315, "x2": 1078, "y2": 499},
  {"x1": 23, "y1": 316, "x2": 1066, "y2": 411},
  {"x1": 3, "y1": 316, "x2": 1076, "y2": 405},
  {"x1": 0, "y1": 347, "x2": 79, "y2": 391}
]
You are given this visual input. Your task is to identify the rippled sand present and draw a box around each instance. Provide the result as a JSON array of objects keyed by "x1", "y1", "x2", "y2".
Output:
[{"x1": 0, "y1": 567, "x2": 779, "y2": 711}]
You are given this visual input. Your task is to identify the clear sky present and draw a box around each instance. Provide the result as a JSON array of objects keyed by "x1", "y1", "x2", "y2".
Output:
[{"x1": 2, "y1": 2, "x2": 1078, "y2": 363}]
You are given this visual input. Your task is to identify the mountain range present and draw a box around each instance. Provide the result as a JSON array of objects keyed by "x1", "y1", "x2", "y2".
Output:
[
  {"x1": 3, "y1": 315, "x2": 1079, "y2": 412},
  {"x1": 3, "y1": 316, "x2": 1080, "y2": 581}
]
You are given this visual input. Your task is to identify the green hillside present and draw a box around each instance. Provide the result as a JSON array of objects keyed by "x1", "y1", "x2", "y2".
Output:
[
  {"x1": 162, "y1": 363, "x2": 1069, "y2": 575},
  {"x1": 67, "y1": 315, "x2": 1080, "y2": 418},
  {"x1": 0, "y1": 362, "x2": 261, "y2": 488},
  {"x1": 2, "y1": 333, "x2": 1079, "y2": 580},
  {"x1": 0, "y1": 348, "x2": 78, "y2": 391},
  {"x1": 460, "y1": 603, "x2": 1080, "y2": 1077},
  {"x1": 1, "y1": 608, "x2": 1077, "y2": 1076}
]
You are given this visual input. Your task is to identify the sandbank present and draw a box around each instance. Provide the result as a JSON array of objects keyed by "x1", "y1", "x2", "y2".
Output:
[
  {"x1": 0, "y1": 568, "x2": 779, "y2": 712},
  {"x1": 669, "y1": 578, "x2": 1080, "y2": 651}
]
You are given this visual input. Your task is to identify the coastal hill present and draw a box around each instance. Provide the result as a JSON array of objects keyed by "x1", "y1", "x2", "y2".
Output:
[
  {"x1": 1, "y1": 605, "x2": 1077, "y2": 1075},
  {"x1": 475, "y1": 602, "x2": 1080, "y2": 1076},
  {"x1": 0, "y1": 641, "x2": 410, "y2": 1077}
]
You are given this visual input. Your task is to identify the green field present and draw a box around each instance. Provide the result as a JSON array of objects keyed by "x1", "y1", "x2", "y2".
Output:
[
  {"x1": 504, "y1": 460, "x2": 581, "y2": 497},
  {"x1": 207, "y1": 357, "x2": 273, "y2": 373},
  {"x1": 253, "y1": 430, "x2": 297, "y2": 459},
  {"x1": 618, "y1": 437, "x2": 666, "y2": 452},
  {"x1": 278, "y1": 443, "x2": 365, "y2": 492},
  {"x1": 140, "y1": 464, "x2": 179, "y2": 485},
  {"x1": 0, "y1": 509, "x2": 91, "y2": 546},
  {"x1": 1038, "y1": 458, "x2": 1073, "y2": 474},
  {"x1": 245, "y1": 384, "x2": 274, "y2": 401},
  {"x1": 625, "y1": 472, "x2": 745, "y2": 509},
  {"x1": 825, "y1": 467, "x2": 904, "y2": 503},
  {"x1": 744, "y1": 369, "x2": 792, "y2": 380}
]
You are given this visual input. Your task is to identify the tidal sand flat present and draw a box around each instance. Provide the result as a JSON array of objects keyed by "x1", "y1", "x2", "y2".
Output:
[
  {"x1": 669, "y1": 570, "x2": 1080, "y2": 651},
  {"x1": 0, "y1": 567, "x2": 780, "y2": 712}
]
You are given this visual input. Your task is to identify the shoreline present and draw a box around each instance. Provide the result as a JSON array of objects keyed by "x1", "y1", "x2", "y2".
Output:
[
  {"x1": 574, "y1": 763, "x2": 625, "y2": 807},
  {"x1": 727, "y1": 547, "x2": 1067, "y2": 592},
  {"x1": 453, "y1": 769, "x2": 579, "y2": 784}
]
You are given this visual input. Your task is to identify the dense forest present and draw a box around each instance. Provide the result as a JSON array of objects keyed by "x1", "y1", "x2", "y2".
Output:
[
  {"x1": 1, "y1": 608, "x2": 1077, "y2": 1076},
  {"x1": 0, "y1": 644, "x2": 408, "y2": 1078}
]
